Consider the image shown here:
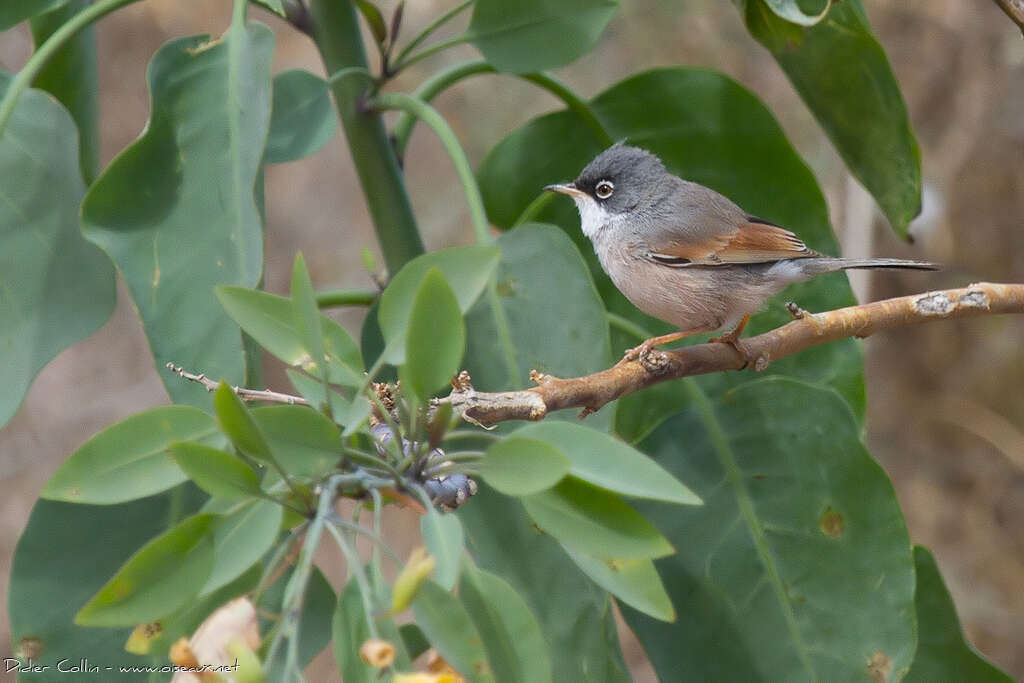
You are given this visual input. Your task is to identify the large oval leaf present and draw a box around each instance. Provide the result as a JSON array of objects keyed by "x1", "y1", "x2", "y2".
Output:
[
  {"x1": 742, "y1": 0, "x2": 921, "y2": 237},
  {"x1": 0, "y1": 71, "x2": 114, "y2": 428},
  {"x1": 171, "y1": 441, "x2": 261, "y2": 502},
  {"x1": 81, "y1": 25, "x2": 274, "y2": 408},
  {"x1": 621, "y1": 378, "x2": 916, "y2": 682},
  {"x1": 76, "y1": 513, "x2": 216, "y2": 627},
  {"x1": 0, "y1": 0, "x2": 66, "y2": 30},
  {"x1": 565, "y1": 550, "x2": 674, "y2": 623},
  {"x1": 466, "y1": 0, "x2": 618, "y2": 73},
  {"x1": 42, "y1": 406, "x2": 219, "y2": 504},
  {"x1": 251, "y1": 404, "x2": 344, "y2": 479},
  {"x1": 421, "y1": 511, "x2": 464, "y2": 591}
]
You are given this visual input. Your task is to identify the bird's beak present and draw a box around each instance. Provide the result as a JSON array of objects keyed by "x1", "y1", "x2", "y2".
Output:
[{"x1": 544, "y1": 182, "x2": 585, "y2": 198}]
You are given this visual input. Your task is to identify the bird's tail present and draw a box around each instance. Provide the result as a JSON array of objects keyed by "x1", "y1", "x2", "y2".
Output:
[{"x1": 796, "y1": 257, "x2": 939, "y2": 277}]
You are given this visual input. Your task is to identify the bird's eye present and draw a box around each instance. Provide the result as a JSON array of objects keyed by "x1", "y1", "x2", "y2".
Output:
[{"x1": 595, "y1": 180, "x2": 614, "y2": 199}]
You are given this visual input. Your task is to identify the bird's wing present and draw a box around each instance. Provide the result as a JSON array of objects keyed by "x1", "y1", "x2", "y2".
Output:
[{"x1": 649, "y1": 217, "x2": 815, "y2": 266}]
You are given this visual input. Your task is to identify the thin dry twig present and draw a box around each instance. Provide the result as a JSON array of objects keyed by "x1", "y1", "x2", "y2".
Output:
[
  {"x1": 165, "y1": 363, "x2": 310, "y2": 406},
  {"x1": 438, "y1": 283, "x2": 1024, "y2": 426},
  {"x1": 992, "y1": 0, "x2": 1024, "y2": 34}
]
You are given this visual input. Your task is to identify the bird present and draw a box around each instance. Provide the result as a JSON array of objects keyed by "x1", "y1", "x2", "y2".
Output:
[{"x1": 545, "y1": 143, "x2": 937, "y2": 364}]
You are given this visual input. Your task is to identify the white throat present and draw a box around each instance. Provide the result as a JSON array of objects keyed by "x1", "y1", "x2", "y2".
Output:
[{"x1": 571, "y1": 195, "x2": 612, "y2": 240}]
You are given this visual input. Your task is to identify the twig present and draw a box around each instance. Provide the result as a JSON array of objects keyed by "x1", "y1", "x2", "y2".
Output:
[
  {"x1": 437, "y1": 283, "x2": 1024, "y2": 425},
  {"x1": 166, "y1": 363, "x2": 310, "y2": 406}
]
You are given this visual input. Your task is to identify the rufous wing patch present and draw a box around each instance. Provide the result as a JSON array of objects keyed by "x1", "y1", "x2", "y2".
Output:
[{"x1": 710, "y1": 219, "x2": 812, "y2": 264}]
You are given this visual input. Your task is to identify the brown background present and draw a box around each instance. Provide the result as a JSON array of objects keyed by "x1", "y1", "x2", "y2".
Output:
[{"x1": 1, "y1": 0, "x2": 1022, "y2": 680}]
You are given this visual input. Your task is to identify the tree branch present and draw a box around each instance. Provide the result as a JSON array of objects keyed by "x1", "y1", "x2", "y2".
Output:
[
  {"x1": 437, "y1": 283, "x2": 1024, "y2": 425},
  {"x1": 165, "y1": 363, "x2": 310, "y2": 406}
]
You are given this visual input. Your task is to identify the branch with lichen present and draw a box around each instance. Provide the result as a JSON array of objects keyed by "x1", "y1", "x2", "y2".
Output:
[{"x1": 437, "y1": 283, "x2": 1024, "y2": 425}]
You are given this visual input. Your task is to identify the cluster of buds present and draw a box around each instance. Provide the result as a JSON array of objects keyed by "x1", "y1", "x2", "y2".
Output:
[{"x1": 369, "y1": 423, "x2": 477, "y2": 511}]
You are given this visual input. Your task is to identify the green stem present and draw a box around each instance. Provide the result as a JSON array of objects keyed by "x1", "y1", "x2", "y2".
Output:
[
  {"x1": 309, "y1": 0, "x2": 424, "y2": 273},
  {"x1": 325, "y1": 521, "x2": 380, "y2": 640},
  {"x1": 512, "y1": 192, "x2": 556, "y2": 227},
  {"x1": 390, "y1": 34, "x2": 471, "y2": 74},
  {"x1": 0, "y1": 0, "x2": 139, "y2": 138},
  {"x1": 393, "y1": 60, "x2": 613, "y2": 158},
  {"x1": 371, "y1": 92, "x2": 490, "y2": 244},
  {"x1": 276, "y1": 473, "x2": 343, "y2": 680},
  {"x1": 392, "y1": 0, "x2": 474, "y2": 67},
  {"x1": 316, "y1": 287, "x2": 378, "y2": 308}
]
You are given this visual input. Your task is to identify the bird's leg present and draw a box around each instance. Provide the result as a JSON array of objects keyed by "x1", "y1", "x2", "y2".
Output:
[
  {"x1": 708, "y1": 315, "x2": 752, "y2": 366},
  {"x1": 617, "y1": 327, "x2": 712, "y2": 367}
]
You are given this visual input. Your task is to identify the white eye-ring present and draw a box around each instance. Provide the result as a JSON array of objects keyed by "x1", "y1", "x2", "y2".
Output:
[{"x1": 595, "y1": 180, "x2": 614, "y2": 199}]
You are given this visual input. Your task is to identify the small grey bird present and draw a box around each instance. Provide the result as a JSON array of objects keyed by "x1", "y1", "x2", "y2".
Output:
[{"x1": 546, "y1": 143, "x2": 937, "y2": 363}]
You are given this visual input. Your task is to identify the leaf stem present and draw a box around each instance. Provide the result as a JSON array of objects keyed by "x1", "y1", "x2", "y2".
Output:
[
  {"x1": 392, "y1": 60, "x2": 613, "y2": 158},
  {"x1": 316, "y1": 288, "x2": 378, "y2": 308},
  {"x1": 390, "y1": 34, "x2": 471, "y2": 74},
  {"x1": 371, "y1": 91, "x2": 490, "y2": 245},
  {"x1": 0, "y1": 0, "x2": 139, "y2": 138},
  {"x1": 391, "y1": 0, "x2": 475, "y2": 68},
  {"x1": 325, "y1": 520, "x2": 379, "y2": 638}
]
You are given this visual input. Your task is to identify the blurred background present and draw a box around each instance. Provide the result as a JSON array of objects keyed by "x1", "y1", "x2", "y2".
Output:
[{"x1": 1, "y1": 0, "x2": 1022, "y2": 679}]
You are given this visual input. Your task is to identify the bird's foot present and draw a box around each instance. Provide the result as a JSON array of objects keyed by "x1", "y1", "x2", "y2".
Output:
[{"x1": 708, "y1": 332, "x2": 753, "y2": 369}]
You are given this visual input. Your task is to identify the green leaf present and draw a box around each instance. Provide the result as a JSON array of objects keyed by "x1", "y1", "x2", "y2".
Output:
[
  {"x1": 30, "y1": 0, "x2": 99, "y2": 183},
  {"x1": 514, "y1": 422, "x2": 700, "y2": 504},
  {"x1": 76, "y1": 513, "x2": 216, "y2": 627},
  {"x1": 81, "y1": 25, "x2": 274, "y2": 408},
  {"x1": 421, "y1": 511, "x2": 464, "y2": 591},
  {"x1": 905, "y1": 546, "x2": 1013, "y2": 682},
  {"x1": 523, "y1": 478, "x2": 673, "y2": 560},
  {"x1": 251, "y1": 404, "x2": 344, "y2": 479},
  {"x1": 265, "y1": 69, "x2": 337, "y2": 164},
  {"x1": 460, "y1": 563, "x2": 553, "y2": 683},
  {"x1": 214, "y1": 382, "x2": 276, "y2": 463},
  {"x1": 0, "y1": 70, "x2": 115, "y2": 428},
  {"x1": 291, "y1": 253, "x2": 327, "y2": 382},
  {"x1": 138, "y1": 564, "x2": 261, "y2": 656},
  {"x1": 460, "y1": 485, "x2": 631, "y2": 683},
  {"x1": 621, "y1": 378, "x2": 916, "y2": 682},
  {"x1": 743, "y1": 0, "x2": 920, "y2": 237},
  {"x1": 203, "y1": 499, "x2": 282, "y2": 596},
  {"x1": 759, "y1": 0, "x2": 830, "y2": 25},
  {"x1": 463, "y1": 224, "x2": 613, "y2": 429},
  {"x1": 377, "y1": 246, "x2": 500, "y2": 364},
  {"x1": 333, "y1": 576, "x2": 410, "y2": 682},
  {"x1": 42, "y1": 406, "x2": 219, "y2": 504},
  {"x1": 10, "y1": 489, "x2": 206, "y2": 680},
  {"x1": 170, "y1": 441, "x2": 261, "y2": 501},
  {"x1": 413, "y1": 580, "x2": 494, "y2": 682},
  {"x1": 261, "y1": 567, "x2": 337, "y2": 680},
  {"x1": 0, "y1": 0, "x2": 66, "y2": 30},
  {"x1": 354, "y1": 0, "x2": 387, "y2": 46},
  {"x1": 565, "y1": 550, "x2": 674, "y2": 623},
  {"x1": 479, "y1": 437, "x2": 570, "y2": 496},
  {"x1": 466, "y1": 0, "x2": 618, "y2": 73},
  {"x1": 399, "y1": 268, "x2": 466, "y2": 403},
  {"x1": 217, "y1": 286, "x2": 363, "y2": 386}
]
